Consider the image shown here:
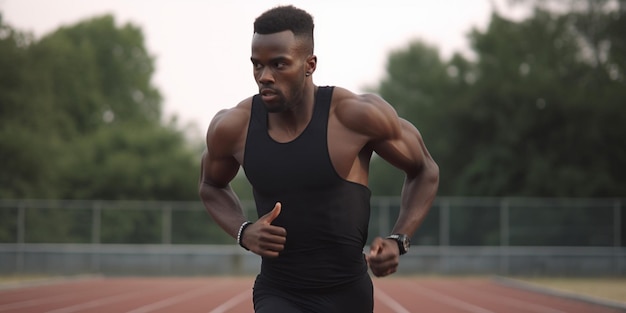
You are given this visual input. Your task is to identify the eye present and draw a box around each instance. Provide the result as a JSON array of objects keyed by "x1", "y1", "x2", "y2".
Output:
[
  {"x1": 274, "y1": 61, "x2": 287, "y2": 69},
  {"x1": 251, "y1": 61, "x2": 263, "y2": 70}
]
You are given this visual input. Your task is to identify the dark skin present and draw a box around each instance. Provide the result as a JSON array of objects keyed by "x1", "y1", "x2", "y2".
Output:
[{"x1": 199, "y1": 30, "x2": 439, "y2": 277}]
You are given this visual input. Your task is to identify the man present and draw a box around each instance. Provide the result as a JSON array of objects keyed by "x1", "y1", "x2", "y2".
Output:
[{"x1": 199, "y1": 5, "x2": 439, "y2": 312}]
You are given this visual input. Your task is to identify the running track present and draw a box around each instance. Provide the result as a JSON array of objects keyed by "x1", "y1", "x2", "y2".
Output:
[{"x1": 0, "y1": 276, "x2": 623, "y2": 313}]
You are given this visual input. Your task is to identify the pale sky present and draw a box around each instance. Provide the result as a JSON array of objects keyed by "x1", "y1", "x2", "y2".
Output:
[{"x1": 2, "y1": 0, "x2": 527, "y2": 139}]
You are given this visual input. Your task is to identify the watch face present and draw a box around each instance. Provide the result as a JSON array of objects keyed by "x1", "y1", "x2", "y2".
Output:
[
  {"x1": 388, "y1": 234, "x2": 410, "y2": 255},
  {"x1": 401, "y1": 235, "x2": 410, "y2": 251}
]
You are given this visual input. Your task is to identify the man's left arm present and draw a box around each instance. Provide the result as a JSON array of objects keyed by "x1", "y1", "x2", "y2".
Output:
[{"x1": 367, "y1": 118, "x2": 439, "y2": 277}]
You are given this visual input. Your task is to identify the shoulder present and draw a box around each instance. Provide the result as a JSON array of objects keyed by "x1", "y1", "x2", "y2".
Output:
[
  {"x1": 206, "y1": 97, "x2": 253, "y2": 153},
  {"x1": 331, "y1": 86, "x2": 401, "y2": 140}
]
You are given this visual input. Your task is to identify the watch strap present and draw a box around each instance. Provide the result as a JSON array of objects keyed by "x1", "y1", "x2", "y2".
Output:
[{"x1": 386, "y1": 234, "x2": 409, "y2": 255}]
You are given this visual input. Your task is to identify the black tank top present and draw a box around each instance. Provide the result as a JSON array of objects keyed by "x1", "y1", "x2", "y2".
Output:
[{"x1": 243, "y1": 86, "x2": 371, "y2": 290}]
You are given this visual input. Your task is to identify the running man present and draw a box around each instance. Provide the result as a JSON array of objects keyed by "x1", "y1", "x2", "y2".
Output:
[{"x1": 199, "y1": 5, "x2": 439, "y2": 312}]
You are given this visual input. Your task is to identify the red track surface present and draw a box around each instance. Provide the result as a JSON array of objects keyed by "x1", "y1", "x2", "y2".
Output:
[{"x1": 0, "y1": 276, "x2": 622, "y2": 313}]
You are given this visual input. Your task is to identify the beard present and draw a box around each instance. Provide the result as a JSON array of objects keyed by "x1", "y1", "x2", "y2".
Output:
[
  {"x1": 259, "y1": 72, "x2": 308, "y2": 113},
  {"x1": 262, "y1": 91, "x2": 289, "y2": 113},
  {"x1": 261, "y1": 84, "x2": 306, "y2": 113}
]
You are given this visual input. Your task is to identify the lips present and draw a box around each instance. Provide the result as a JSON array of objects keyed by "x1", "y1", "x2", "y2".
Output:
[
  {"x1": 260, "y1": 88, "x2": 277, "y2": 96},
  {"x1": 260, "y1": 88, "x2": 279, "y2": 103}
]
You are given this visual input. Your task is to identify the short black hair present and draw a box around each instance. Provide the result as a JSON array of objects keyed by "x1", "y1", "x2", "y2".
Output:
[{"x1": 253, "y1": 5, "x2": 314, "y2": 53}]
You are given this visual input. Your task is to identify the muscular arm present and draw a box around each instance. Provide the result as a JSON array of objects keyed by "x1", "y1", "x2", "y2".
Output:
[
  {"x1": 199, "y1": 105, "x2": 286, "y2": 257},
  {"x1": 373, "y1": 119, "x2": 439, "y2": 237},
  {"x1": 198, "y1": 109, "x2": 248, "y2": 239},
  {"x1": 337, "y1": 92, "x2": 439, "y2": 234},
  {"x1": 344, "y1": 92, "x2": 439, "y2": 276}
]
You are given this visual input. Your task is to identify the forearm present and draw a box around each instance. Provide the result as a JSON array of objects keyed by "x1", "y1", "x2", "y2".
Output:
[
  {"x1": 199, "y1": 182, "x2": 247, "y2": 239},
  {"x1": 392, "y1": 164, "x2": 439, "y2": 236}
]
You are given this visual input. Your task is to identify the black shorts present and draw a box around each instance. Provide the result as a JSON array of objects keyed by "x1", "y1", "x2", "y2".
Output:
[{"x1": 252, "y1": 273, "x2": 374, "y2": 313}]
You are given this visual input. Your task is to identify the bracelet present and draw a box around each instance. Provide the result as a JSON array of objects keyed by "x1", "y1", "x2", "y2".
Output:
[{"x1": 237, "y1": 221, "x2": 253, "y2": 250}]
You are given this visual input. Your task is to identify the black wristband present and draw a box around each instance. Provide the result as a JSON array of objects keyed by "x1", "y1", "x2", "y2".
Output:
[
  {"x1": 237, "y1": 221, "x2": 253, "y2": 250},
  {"x1": 386, "y1": 234, "x2": 410, "y2": 255}
]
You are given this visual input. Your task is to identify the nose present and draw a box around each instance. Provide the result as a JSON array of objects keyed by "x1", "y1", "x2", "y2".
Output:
[{"x1": 257, "y1": 67, "x2": 274, "y2": 84}]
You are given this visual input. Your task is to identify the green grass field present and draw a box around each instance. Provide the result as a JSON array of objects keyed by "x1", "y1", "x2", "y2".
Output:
[
  {"x1": 513, "y1": 277, "x2": 626, "y2": 304},
  {"x1": 0, "y1": 275, "x2": 52, "y2": 284}
]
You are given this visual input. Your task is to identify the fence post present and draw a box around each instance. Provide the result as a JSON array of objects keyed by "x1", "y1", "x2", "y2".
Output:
[
  {"x1": 16, "y1": 201, "x2": 25, "y2": 244},
  {"x1": 91, "y1": 202, "x2": 102, "y2": 272},
  {"x1": 16, "y1": 201, "x2": 25, "y2": 273},
  {"x1": 439, "y1": 199, "x2": 451, "y2": 274},
  {"x1": 499, "y1": 199, "x2": 510, "y2": 275},
  {"x1": 162, "y1": 205, "x2": 172, "y2": 245},
  {"x1": 614, "y1": 199, "x2": 622, "y2": 248},
  {"x1": 614, "y1": 199, "x2": 623, "y2": 275},
  {"x1": 92, "y1": 202, "x2": 101, "y2": 244},
  {"x1": 439, "y1": 199, "x2": 450, "y2": 246}
]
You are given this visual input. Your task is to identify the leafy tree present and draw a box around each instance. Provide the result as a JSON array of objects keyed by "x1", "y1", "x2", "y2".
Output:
[
  {"x1": 58, "y1": 123, "x2": 198, "y2": 200},
  {"x1": 463, "y1": 5, "x2": 625, "y2": 196},
  {"x1": 0, "y1": 18, "x2": 61, "y2": 198},
  {"x1": 0, "y1": 14, "x2": 205, "y2": 243},
  {"x1": 31, "y1": 15, "x2": 162, "y2": 134},
  {"x1": 0, "y1": 14, "x2": 201, "y2": 201},
  {"x1": 373, "y1": 3, "x2": 626, "y2": 197}
]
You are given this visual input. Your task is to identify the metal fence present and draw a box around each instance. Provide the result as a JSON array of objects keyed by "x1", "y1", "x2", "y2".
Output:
[
  {"x1": 0, "y1": 197, "x2": 624, "y2": 276},
  {"x1": 0, "y1": 197, "x2": 623, "y2": 246}
]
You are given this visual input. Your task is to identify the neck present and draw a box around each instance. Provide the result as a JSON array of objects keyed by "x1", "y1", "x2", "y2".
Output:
[{"x1": 268, "y1": 85, "x2": 317, "y2": 141}]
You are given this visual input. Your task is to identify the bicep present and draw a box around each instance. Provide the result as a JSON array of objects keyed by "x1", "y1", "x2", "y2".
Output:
[
  {"x1": 338, "y1": 92, "x2": 429, "y2": 176},
  {"x1": 372, "y1": 119, "x2": 426, "y2": 177},
  {"x1": 200, "y1": 149, "x2": 239, "y2": 189},
  {"x1": 200, "y1": 110, "x2": 246, "y2": 189}
]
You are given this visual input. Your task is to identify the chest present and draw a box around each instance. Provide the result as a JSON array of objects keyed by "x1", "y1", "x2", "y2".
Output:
[{"x1": 242, "y1": 116, "x2": 336, "y2": 194}]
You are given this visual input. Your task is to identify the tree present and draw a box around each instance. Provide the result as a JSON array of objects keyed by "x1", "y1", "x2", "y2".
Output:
[
  {"x1": 32, "y1": 15, "x2": 162, "y2": 134},
  {"x1": 0, "y1": 13, "x2": 208, "y2": 243},
  {"x1": 372, "y1": 3, "x2": 626, "y2": 197},
  {"x1": 0, "y1": 16, "x2": 62, "y2": 198},
  {"x1": 463, "y1": 5, "x2": 625, "y2": 196},
  {"x1": 58, "y1": 123, "x2": 198, "y2": 200},
  {"x1": 0, "y1": 14, "x2": 202, "y2": 201}
]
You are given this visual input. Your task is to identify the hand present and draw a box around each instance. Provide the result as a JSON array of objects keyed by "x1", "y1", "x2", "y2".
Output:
[
  {"x1": 241, "y1": 202, "x2": 286, "y2": 258},
  {"x1": 366, "y1": 237, "x2": 400, "y2": 277}
]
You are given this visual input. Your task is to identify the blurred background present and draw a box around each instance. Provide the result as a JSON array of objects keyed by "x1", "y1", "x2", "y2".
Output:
[{"x1": 0, "y1": 0, "x2": 624, "y2": 277}]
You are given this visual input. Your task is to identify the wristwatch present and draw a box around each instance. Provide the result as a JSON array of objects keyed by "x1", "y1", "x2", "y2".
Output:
[{"x1": 386, "y1": 234, "x2": 410, "y2": 255}]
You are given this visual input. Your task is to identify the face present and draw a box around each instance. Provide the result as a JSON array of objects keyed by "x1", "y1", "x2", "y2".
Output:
[{"x1": 251, "y1": 30, "x2": 313, "y2": 113}]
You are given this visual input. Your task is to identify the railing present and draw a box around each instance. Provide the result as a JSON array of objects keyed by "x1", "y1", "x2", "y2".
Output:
[
  {"x1": 0, "y1": 197, "x2": 623, "y2": 247},
  {"x1": 0, "y1": 197, "x2": 623, "y2": 276}
]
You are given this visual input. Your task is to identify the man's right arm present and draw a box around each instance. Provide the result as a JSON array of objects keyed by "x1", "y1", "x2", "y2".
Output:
[
  {"x1": 198, "y1": 108, "x2": 249, "y2": 239},
  {"x1": 198, "y1": 106, "x2": 286, "y2": 257}
]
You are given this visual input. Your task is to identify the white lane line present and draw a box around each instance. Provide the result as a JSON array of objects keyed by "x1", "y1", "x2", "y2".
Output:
[
  {"x1": 0, "y1": 293, "x2": 76, "y2": 311},
  {"x1": 432, "y1": 282, "x2": 567, "y2": 313},
  {"x1": 411, "y1": 284, "x2": 496, "y2": 313},
  {"x1": 0, "y1": 277, "x2": 104, "y2": 311},
  {"x1": 126, "y1": 284, "x2": 218, "y2": 313},
  {"x1": 374, "y1": 287, "x2": 411, "y2": 313},
  {"x1": 45, "y1": 289, "x2": 152, "y2": 313},
  {"x1": 206, "y1": 291, "x2": 250, "y2": 313},
  {"x1": 45, "y1": 286, "x2": 175, "y2": 313}
]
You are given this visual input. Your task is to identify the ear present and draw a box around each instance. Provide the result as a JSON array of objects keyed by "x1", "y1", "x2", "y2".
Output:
[{"x1": 306, "y1": 54, "x2": 317, "y2": 75}]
